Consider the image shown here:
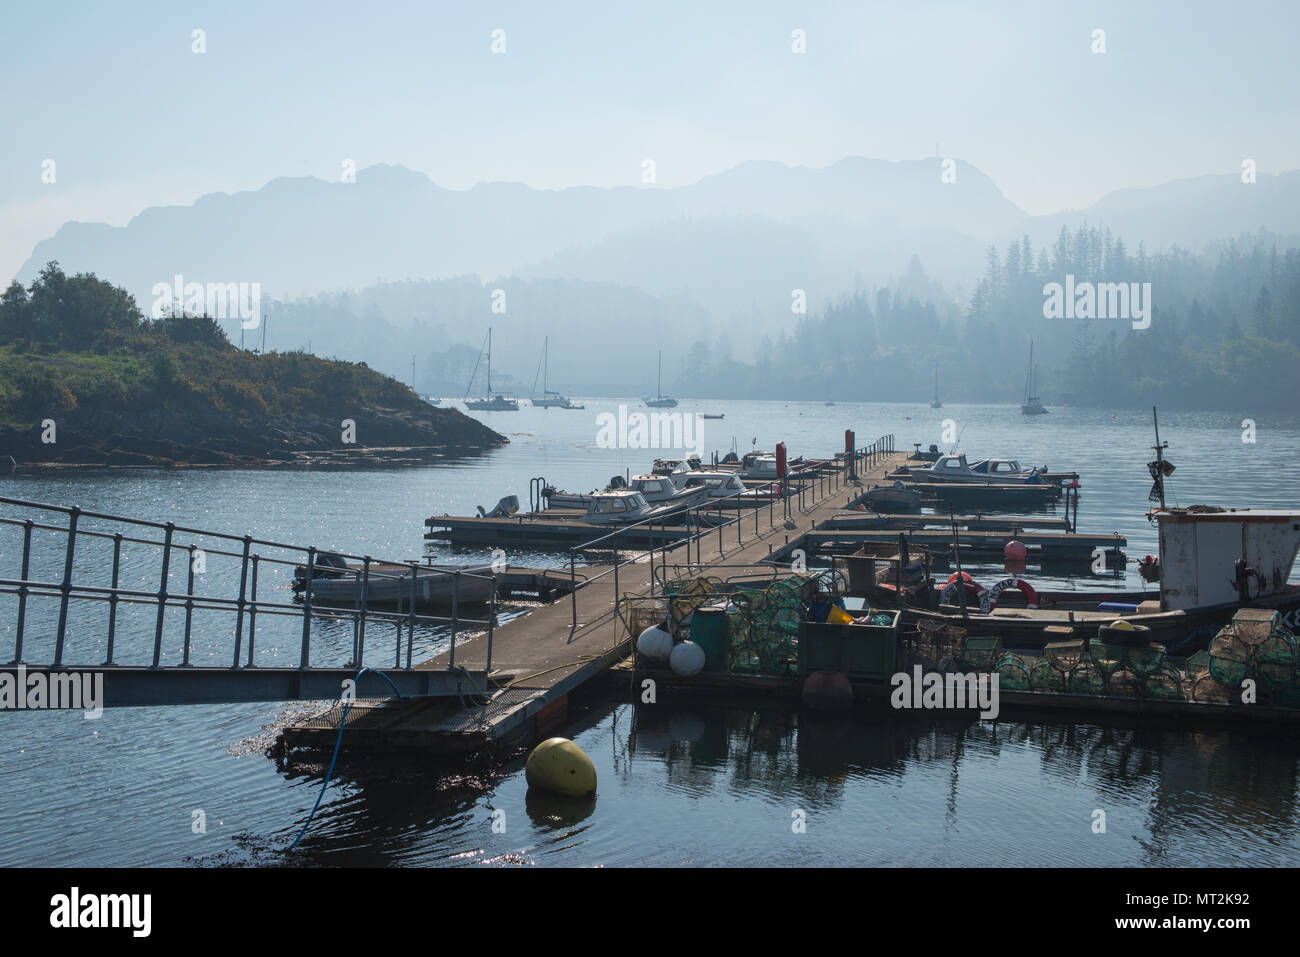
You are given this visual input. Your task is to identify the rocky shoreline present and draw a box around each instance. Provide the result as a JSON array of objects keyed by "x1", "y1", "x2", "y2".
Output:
[{"x1": 0, "y1": 404, "x2": 506, "y2": 471}]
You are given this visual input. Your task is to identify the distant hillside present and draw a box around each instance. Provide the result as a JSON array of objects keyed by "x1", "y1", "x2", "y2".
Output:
[
  {"x1": 14, "y1": 157, "x2": 1025, "y2": 323},
  {"x1": 0, "y1": 264, "x2": 505, "y2": 469}
]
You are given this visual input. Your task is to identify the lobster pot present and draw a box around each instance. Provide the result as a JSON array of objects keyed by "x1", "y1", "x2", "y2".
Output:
[
  {"x1": 1255, "y1": 630, "x2": 1296, "y2": 690},
  {"x1": 960, "y1": 636, "x2": 1003, "y2": 673},
  {"x1": 995, "y1": 652, "x2": 1031, "y2": 691},
  {"x1": 1107, "y1": 668, "x2": 1143, "y2": 697},
  {"x1": 1029, "y1": 656, "x2": 1066, "y2": 692},
  {"x1": 1208, "y1": 628, "x2": 1253, "y2": 688},
  {"x1": 1142, "y1": 663, "x2": 1187, "y2": 701},
  {"x1": 1066, "y1": 661, "x2": 1106, "y2": 695},
  {"x1": 916, "y1": 619, "x2": 965, "y2": 666}
]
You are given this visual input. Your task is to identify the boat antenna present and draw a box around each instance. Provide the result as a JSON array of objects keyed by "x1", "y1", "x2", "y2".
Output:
[
  {"x1": 948, "y1": 421, "x2": 967, "y2": 456},
  {"x1": 1147, "y1": 405, "x2": 1175, "y2": 511}
]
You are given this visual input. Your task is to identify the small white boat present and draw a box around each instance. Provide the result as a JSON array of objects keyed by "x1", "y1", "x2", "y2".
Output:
[
  {"x1": 628, "y1": 473, "x2": 709, "y2": 507},
  {"x1": 582, "y1": 490, "x2": 685, "y2": 525},
  {"x1": 682, "y1": 471, "x2": 780, "y2": 508},
  {"x1": 922, "y1": 453, "x2": 1045, "y2": 484},
  {"x1": 739, "y1": 452, "x2": 780, "y2": 479}
]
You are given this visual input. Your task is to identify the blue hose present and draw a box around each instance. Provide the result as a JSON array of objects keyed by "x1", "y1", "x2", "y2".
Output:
[{"x1": 288, "y1": 667, "x2": 404, "y2": 851}]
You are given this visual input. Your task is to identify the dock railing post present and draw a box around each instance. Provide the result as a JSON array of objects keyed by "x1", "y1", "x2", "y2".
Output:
[
  {"x1": 299, "y1": 546, "x2": 316, "y2": 668},
  {"x1": 53, "y1": 505, "x2": 80, "y2": 667},
  {"x1": 449, "y1": 571, "x2": 461, "y2": 669},
  {"x1": 406, "y1": 560, "x2": 418, "y2": 668},
  {"x1": 232, "y1": 535, "x2": 251, "y2": 667},
  {"x1": 486, "y1": 581, "x2": 496, "y2": 674},
  {"x1": 105, "y1": 532, "x2": 122, "y2": 666},
  {"x1": 151, "y1": 522, "x2": 175, "y2": 668},
  {"x1": 181, "y1": 544, "x2": 196, "y2": 666},
  {"x1": 357, "y1": 557, "x2": 371, "y2": 666},
  {"x1": 247, "y1": 555, "x2": 260, "y2": 666},
  {"x1": 12, "y1": 519, "x2": 33, "y2": 664},
  {"x1": 569, "y1": 549, "x2": 577, "y2": 630}
]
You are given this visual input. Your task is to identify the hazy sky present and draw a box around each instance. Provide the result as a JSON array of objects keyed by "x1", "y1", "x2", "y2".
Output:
[{"x1": 3, "y1": 0, "x2": 1297, "y2": 286}]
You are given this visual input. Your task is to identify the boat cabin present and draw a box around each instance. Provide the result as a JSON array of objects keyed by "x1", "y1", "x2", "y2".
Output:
[
  {"x1": 969, "y1": 458, "x2": 1039, "y2": 478},
  {"x1": 1157, "y1": 508, "x2": 1300, "y2": 611},
  {"x1": 929, "y1": 453, "x2": 971, "y2": 477}
]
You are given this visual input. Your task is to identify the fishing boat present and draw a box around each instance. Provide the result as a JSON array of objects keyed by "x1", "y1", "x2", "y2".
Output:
[
  {"x1": 930, "y1": 363, "x2": 942, "y2": 409},
  {"x1": 1020, "y1": 340, "x2": 1048, "y2": 415},
  {"x1": 652, "y1": 456, "x2": 703, "y2": 477},
  {"x1": 644, "y1": 351, "x2": 678, "y2": 408},
  {"x1": 921, "y1": 452, "x2": 1045, "y2": 484},
  {"x1": 680, "y1": 470, "x2": 782, "y2": 508},
  {"x1": 293, "y1": 555, "x2": 499, "y2": 606},
  {"x1": 628, "y1": 473, "x2": 710, "y2": 508},
  {"x1": 464, "y1": 328, "x2": 520, "y2": 411},
  {"x1": 530, "y1": 336, "x2": 584, "y2": 409},
  {"x1": 582, "y1": 490, "x2": 687, "y2": 525},
  {"x1": 739, "y1": 451, "x2": 780, "y2": 479}
]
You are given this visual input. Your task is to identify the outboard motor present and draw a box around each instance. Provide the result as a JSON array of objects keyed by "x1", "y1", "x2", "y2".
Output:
[{"x1": 478, "y1": 495, "x2": 520, "y2": 518}]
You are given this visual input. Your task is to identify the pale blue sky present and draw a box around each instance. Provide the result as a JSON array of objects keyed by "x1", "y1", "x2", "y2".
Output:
[{"x1": 3, "y1": 0, "x2": 1297, "y2": 285}]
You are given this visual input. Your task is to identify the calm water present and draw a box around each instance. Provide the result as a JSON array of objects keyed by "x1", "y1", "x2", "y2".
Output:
[{"x1": 1, "y1": 399, "x2": 1299, "y2": 866}]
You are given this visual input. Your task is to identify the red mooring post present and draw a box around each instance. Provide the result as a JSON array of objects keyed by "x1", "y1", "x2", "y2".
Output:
[
  {"x1": 776, "y1": 442, "x2": 787, "y2": 479},
  {"x1": 845, "y1": 429, "x2": 856, "y2": 480}
]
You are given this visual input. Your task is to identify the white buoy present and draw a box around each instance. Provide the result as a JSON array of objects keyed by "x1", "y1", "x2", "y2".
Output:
[
  {"x1": 636, "y1": 623, "x2": 674, "y2": 662},
  {"x1": 669, "y1": 640, "x2": 706, "y2": 677}
]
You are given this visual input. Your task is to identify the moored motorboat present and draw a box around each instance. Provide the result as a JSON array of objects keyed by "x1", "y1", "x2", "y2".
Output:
[{"x1": 293, "y1": 555, "x2": 500, "y2": 606}]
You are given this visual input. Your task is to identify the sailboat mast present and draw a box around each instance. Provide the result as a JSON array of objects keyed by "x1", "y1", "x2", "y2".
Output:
[
  {"x1": 657, "y1": 350, "x2": 662, "y2": 399},
  {"x1": 1024, "y1": 340, "x2": 1034, "y2": 401},
  {"x1": 486, "y1": 328, "x2": 492, "y2": 395},
  {"x1": 543, "y1": 336, "x2": 548, "y2": 393}
]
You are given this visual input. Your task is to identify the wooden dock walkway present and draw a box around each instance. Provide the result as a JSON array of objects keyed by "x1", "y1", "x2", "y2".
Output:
[{"x1": 281, "y1": 448, "x2": 908, "y2": 755}]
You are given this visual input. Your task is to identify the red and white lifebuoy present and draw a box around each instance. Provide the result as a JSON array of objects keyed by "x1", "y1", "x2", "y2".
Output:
[
  {"x1": 979, "y1": 577, "x2": 1039, "y2": 614},
  {"x1": 940, "y1": 572, "x2": 984, "y2": 607}
]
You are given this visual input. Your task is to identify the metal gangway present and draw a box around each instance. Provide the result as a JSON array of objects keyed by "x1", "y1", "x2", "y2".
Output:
[{"x1": 0, "y1": 497, "x2": 493, "y2": 708}]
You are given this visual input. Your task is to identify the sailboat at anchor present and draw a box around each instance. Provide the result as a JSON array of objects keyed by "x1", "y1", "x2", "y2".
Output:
[
  {"x1": 644, "y1": 350, "x2": 678, "y2": 408},
  {"x1": 464, "y1": 328, "x2": 520, "y2": 411},
  {"x1": 530, "y1": 336, "x2": 583, "y2": 409}
]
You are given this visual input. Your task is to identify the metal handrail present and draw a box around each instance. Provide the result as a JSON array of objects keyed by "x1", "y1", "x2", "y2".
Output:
[{"x1": 0, "y1": 496, "x2": 496, "y2": 674}]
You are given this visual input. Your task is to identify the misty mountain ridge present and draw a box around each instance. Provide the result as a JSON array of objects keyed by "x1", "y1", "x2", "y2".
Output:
[{"x1": 22, "y1": 155, "x2": 1297, "y2": 317}]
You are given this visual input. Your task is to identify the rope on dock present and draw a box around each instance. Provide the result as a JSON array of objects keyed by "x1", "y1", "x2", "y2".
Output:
[{"x1": 288, "y1": 667, "x2": 404, "y2": 852}]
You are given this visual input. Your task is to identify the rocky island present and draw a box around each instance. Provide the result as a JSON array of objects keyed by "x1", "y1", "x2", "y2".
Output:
[{"x1": 0, "y1": 263, "x2": 506, "y2": 470}]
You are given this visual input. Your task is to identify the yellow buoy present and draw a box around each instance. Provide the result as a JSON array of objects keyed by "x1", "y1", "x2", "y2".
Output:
[
  {"x1": 525, "y1": 737, "x2": 597, "y2": 797},
  {"x1": 1109, "y1": 619, "x2": 1136, "y2": 631}
]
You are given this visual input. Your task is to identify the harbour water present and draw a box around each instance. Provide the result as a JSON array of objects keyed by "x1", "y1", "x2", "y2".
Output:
[{"x1": 2, "y1": 399, "x2": 1299, "y2": 866}]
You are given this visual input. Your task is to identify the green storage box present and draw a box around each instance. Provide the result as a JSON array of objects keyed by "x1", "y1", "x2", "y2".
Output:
[
  {"x1": 689, "y1": 604, "x2": 730, "y2": 673},
  {"x1": 798, "y1": 611, "x2": 899, "y2": 680}
]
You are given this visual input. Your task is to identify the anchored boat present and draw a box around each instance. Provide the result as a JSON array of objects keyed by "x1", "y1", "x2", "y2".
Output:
[
  {"x1": 1020, "y1": 339, "x2": 1048, "y2": 415},
  {"x1": 644, "y1": 351, "x2": 678, "y2": 408},
  {"x1": 464, "y1": 328, "x2": 520, "y2": 411},
  {"x1": 530, "y1": 336, "x2": 584, "y2": 409}
]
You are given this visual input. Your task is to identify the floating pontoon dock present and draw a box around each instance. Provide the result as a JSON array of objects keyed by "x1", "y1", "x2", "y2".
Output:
[{"x1": 282, "y1": 438, "x2": 908, "y2": 754}]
